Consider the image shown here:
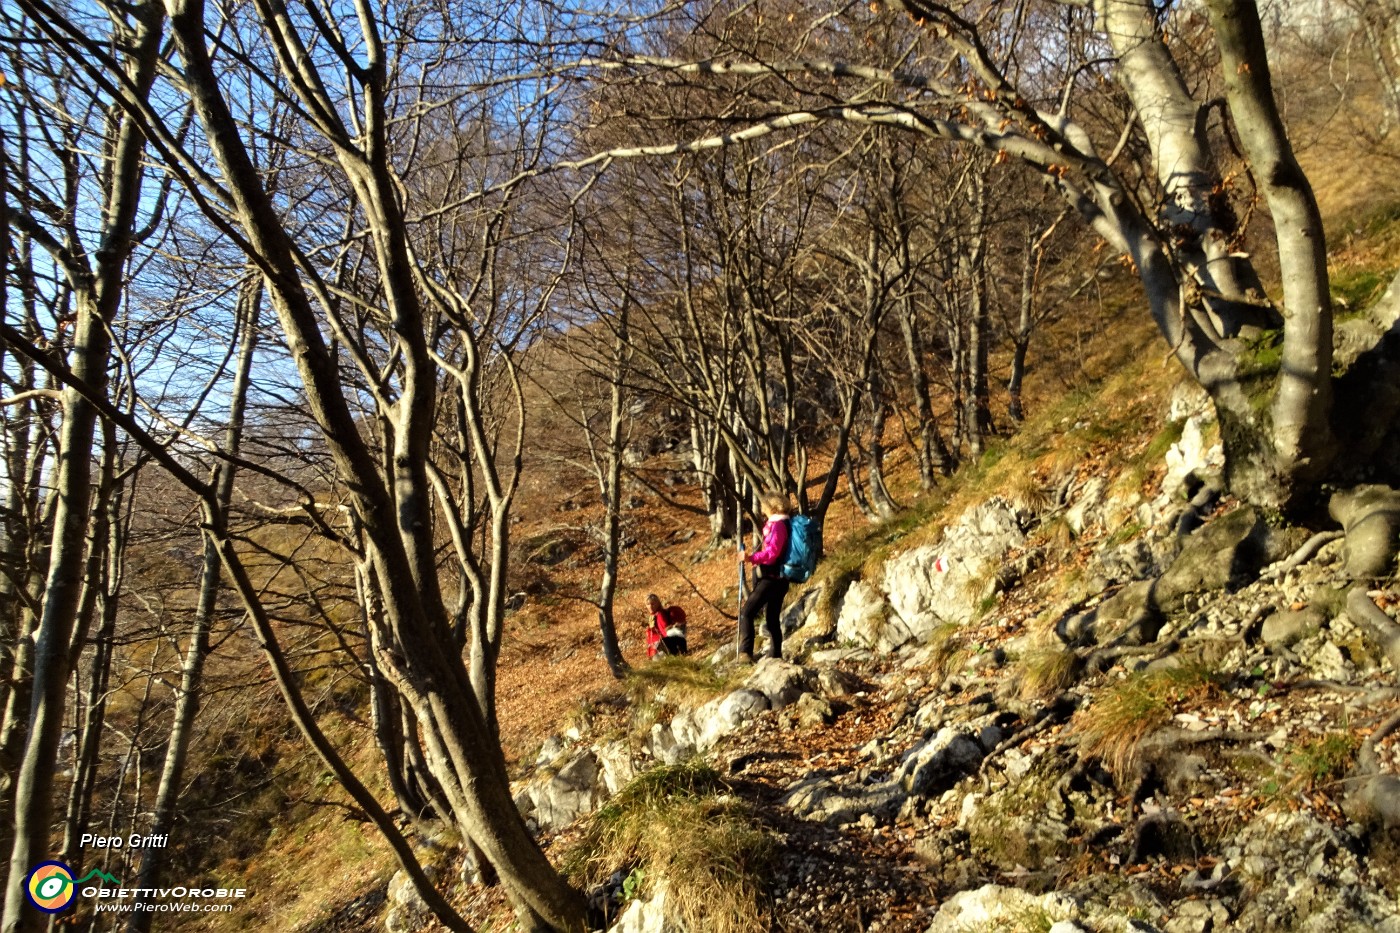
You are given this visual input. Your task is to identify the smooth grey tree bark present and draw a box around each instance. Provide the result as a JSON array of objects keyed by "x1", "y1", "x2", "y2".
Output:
[
  {"x1": 1206, "y1": 0, "x2": 1337, "y2": 502},
  {"x1": 961, "y1": 175, "x2": 992, "y2": 459},
  {"x1": 0, "y1": 7, "x2": 163, "y2": 928},
  {"x1": 593, "y1": 299, "x2": 633, "y2": 679},
  {"x1": 126, "y1": 280, "x2": 260, "y2": 930}
]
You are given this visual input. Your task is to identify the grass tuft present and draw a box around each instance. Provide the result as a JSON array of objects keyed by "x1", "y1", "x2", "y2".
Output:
[
  {"x1": 624, "y1": 656, "x2": 741, "y2": 711},
  {"x1": 1075, "y1": 662, "x2": 1225, "y2": 778},
  {"x1": 1018, "y1": 647, "x2": 1082, "y2": 700},
  {"x1": 564, "y1": 762, "x2": 774, "y2": 933},
  {"x1": 1285, "y1": 732, "x2": 1360, "y2": 790}
]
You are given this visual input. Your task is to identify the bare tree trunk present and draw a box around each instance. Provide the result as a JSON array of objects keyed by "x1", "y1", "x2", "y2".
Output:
[
  {"x1": 200, "y1": 513, "x2": 478, "y2": 933},
  {"x1": 963, "y1": 178, "x2": 991, "y2": 459},
  {"x1": 149, "y1": 0, "x2": 585, "y2": 916},
  {"x1": 1355, "y1": 0, "x2": 1400, "y2": 133},
  {"x1": 843, "y1": 441, "x2": 876, "y2": 521},
  {"x1": 947, "y1": 305, "x2": 966, "y2": 455},
  {"x1": 1094, "y1": 0, "x2": 1275, "y2": 334},
  {"x1": 127, "y1": 282, "x2": 260, "y2": 929},
  {"x1": 60, "y1": 430, "x2": 125, "y2": 876},
  {"x1": 1206, "y1": 0, "x2": 1337, "y2": 504},
  {"x1": 594, "y1": 302, "x2": 631, "y2": 679},
  {"x1": 3, "y1": 327, "x2": 108, "y2": 933},
  {"x1": 866, "y1": 370, "x2": 898, "y2": 519},
  {"x1": 356, "y1": 557, "x2": 444, "y2": 830},
  {"x1": 691, "y1": 417, "x2": 735, "y2": 544},
  {"x1": 0, "y1": 238, "x2": 53, "y2": 876},
  {"x1": 1, "y1": 13, "x2": 161, "y2": 917},
  {"x1": 897, "y1": 296, "x2": 953, "y2": 485},
  {"x1": 1009, "y1": 228, "x2": 1036, "y2": 423}
]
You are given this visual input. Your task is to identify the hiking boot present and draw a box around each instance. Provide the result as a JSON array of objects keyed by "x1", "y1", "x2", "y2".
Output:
[{"x1": 737, "y1": 651, "x2": 755, "y2": 665}]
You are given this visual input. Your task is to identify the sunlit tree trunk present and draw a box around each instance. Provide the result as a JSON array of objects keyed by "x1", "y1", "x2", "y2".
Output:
[
  {"x1": 1, "y1": 11, "x2": 162, "y2": 928},
  {"x1": 127, "y1": 281, "x2": 260, "y2": 929}
]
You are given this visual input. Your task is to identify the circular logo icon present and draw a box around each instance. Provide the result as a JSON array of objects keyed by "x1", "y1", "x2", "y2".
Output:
[{"x1": 26, "y1": 861, "x2": 76, "y2": 913}]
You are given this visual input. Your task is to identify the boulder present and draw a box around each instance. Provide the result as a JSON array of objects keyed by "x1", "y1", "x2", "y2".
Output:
[
  {"x1": 896, "y1": 728, "x2": 984, "y2": 796},
  {"x1": 782, "y1": 773, "x2": 906, "y2": 825},
  {"x1": 741, "y1": 658, "x2": 812, "y2": 709},
  {"x1": 883, "y1": 498, "x2": 1028, "y2": 635},
  {"x1": 513, "y1": 786, "x2": 537, "y2": 822},
  {"x1": 777, "y1": 692, "x2": 834, "y2": 731},
  {"x1": 644, "y1": 721, "x2": 689, "y2": 766},
  {"x1": 1164, "y1": 415, "x2": 1223, "y2": 500},
  {"x1": 924, "y1": 885, "x2": 1081, "y2": 933},
  {"x1": 1260, "y1": 606, "x2": 1326, "y2": 648},
  {"x1": 523, "y1": 530, "x2": 578, "y2": 566},
  {"x1": 814, "y1": 667, "x2": 863, "y2": 698},
  {"x1": 608, "y1": 886, "x2": 685, "y2": 933},
  {"x1": 1228, "y1": 810, "x2": 1400, "y2": 932},
  {"x1": 1057, "y1": 581, "x2": 1161, "y2": 647},
  {"x1": 1065, "y1": 476, "x2": 1109, "y2": 536},
  {"x1": 384, "y1": 864, "x2": 440, "y2": 933},
  {"x1": 1065, "y1": 509, "x2": 1278, "y2": 648},
  {"x1": 595, "y1": 740, "x2": 638, "y2": 796},
  {"x1": 535, "y1": 734, "x2": 565, "y2": 768},
  {"x1": 693, "y1": 689, "x2": 769, "y2": 750},
  {"x1": 1343, "y1": 774, "x2": 1400, "y2": 831},
  {"x1": 1156, "y1": 506, "x2": 1275, "y2": 612},
  {"x1": 780, "y1": 583, "x2": 825, "y2": 634},
  {"x1": 1329, "y1": 485, "x2": 1400, "y2": 578},
  {"x1": 807, "y1": 646, "x2": 874, "y2": 665},
  {"x1": 835, "y1": 580, "x2": 912, "y2": 652},
  {"x1": 533, "y1": 750, "x2": 607, "y2": 832},
  {"x1": 1095, "y1": 537, "x2": 1159, "y2": 586}
]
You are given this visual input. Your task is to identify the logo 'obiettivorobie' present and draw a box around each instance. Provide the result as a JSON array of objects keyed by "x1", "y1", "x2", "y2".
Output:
[{"x1": 25, "y1": 862, "x2": 121, "y2": 913}]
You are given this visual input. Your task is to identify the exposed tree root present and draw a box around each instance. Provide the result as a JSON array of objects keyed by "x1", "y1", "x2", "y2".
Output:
[
  {"x1": 1261, "y1": 530, "x2": 1343, "y2": 580},
  {"x1": 1347, "y1": 586, "x2": 1400, "y2": 671},
  {"x1": 976, "y1": 693, "x2": 1077, "y2": 775}
]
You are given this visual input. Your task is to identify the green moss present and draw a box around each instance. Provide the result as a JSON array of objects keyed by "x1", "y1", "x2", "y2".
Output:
[
  {"x1": 1332, "y1": 267, "x2": 1390, "y2": 314},
  {"x1": 1143, "y1": 418, "x2": 1187, "y2": 463},
  {"x1": 965, "y1": 761, "x2": 1070, "y2": 871},
  {"x1": 1105, "y1": 520, "x2": 1146, "y2": 548},
  {"x1": 1239, "y1": 328, "x2": 1284, "y2": 380}
]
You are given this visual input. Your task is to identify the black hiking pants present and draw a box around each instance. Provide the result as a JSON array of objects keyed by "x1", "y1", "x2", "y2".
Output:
[{"x1": 738, "y1": 576, "x2": 790, "y2": 659}]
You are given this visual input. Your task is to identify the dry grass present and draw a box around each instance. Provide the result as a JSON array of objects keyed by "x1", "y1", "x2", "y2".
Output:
[
  {"x1": 922, "y1": 621, "x2": 969, "y2": 677},
  {"x1": 1017, "y1": 647, "x2": 1082, "y2": 700},
  {"x1": 624, "y1": 655, "x2": 744, "y2": 712},
  {"x1": 565, "y1": 761, "x2": 775, "y2": 933},
  {"x1": 1075, "y1": 662, "x2": 1224, "y2": 778}
]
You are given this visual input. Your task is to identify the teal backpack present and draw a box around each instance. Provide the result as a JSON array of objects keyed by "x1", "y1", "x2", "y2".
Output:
[{"x1": 780, "y1": 515, "x2": 819, "y2": 583}]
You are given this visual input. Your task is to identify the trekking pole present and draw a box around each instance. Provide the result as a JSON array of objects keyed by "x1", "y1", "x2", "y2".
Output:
[{"x1": 734, "y1": 480, "x2": 746, "y2": 660}]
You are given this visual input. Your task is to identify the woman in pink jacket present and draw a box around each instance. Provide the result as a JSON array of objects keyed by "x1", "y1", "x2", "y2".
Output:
[{"x1": 738, "y1": 492, "x2": 793, "y2": 662}]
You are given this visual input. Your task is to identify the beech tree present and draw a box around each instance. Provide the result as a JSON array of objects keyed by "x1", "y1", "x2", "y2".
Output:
[
  {"x1": 578, "y1": 0, "x2": 1400, "y2": 511},
  {"x1": 7, "y1": 0, "x2": 589, "y2": 928},
  {"x1": 0, "y1": 4, "x2": 167, "y2": 925}
]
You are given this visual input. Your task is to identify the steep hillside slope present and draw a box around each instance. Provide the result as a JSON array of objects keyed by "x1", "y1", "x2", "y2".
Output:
[
  {"x1": 486, "y1": 278, "x2": 1400, "y2": 932},
  {"x1": 167, "y1": 192, "x2": 1400, "y2": 933}
]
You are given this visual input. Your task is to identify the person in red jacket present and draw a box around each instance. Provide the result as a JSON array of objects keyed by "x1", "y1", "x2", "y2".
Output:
[
  {"x1": 738, "y1": 492, "x2": 793, "y2": 662},
  {"x1": 645, "y1": 594, "x2": 688, "y2": 659}
]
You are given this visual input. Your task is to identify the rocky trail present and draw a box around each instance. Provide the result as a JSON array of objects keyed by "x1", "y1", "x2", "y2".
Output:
[{"x1": 368, "y1": 385, "x2": 1400, "y2": 933}]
